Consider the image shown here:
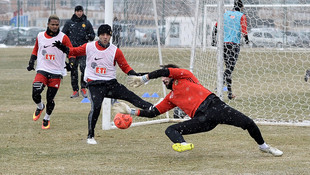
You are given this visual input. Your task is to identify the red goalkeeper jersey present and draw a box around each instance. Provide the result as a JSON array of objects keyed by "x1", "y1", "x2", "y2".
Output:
[{"x1": 155, "y1": 68, "x2": 213, "y2": 118}]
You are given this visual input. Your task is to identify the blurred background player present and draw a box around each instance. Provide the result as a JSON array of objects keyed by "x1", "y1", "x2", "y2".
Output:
[
  {"x1": 212, "y1": 0, "x2": 249, "y2": 99},
  {"x1": 112, "y1": 17, "x2": 122, "y2": 48},
  {"x1": 27, "y1": 15, "x2": 74, "y2": 129},
  {"x1": 113, "y1": 64, "x2": 283, "y2": 157},
  {"x1": 62, "y1": 5, "x2": 95, "y2": 98},
  {"x1": 53, "y1": 24, "x2": 153, "y2": 144},
  {"x1": 304, "y1": 69, "x2": 310, "y2": 82}
]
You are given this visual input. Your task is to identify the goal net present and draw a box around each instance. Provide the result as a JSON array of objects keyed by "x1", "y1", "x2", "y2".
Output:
[{"x1": 103, "y1": 0, "x2": 310, "y2": 129}]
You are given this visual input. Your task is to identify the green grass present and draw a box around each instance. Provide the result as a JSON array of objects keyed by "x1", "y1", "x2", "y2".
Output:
[{"x1": 0, "y1": 47, "x2": 309, "y2": 174}]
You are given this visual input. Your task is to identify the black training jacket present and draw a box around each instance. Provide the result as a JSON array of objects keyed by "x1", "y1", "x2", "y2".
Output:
[{"x1": 62, "y1": 14, "x2": 95, "y2": 47}]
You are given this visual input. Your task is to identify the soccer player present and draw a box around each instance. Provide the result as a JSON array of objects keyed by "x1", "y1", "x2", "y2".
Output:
[
  {"x1": 27, "y1": 15, "x2": 74, "y2": 129},
  {"x1": 212, "y1": 0, "x2": 249, "y2": 99},
  {"x1": 113, "y1": 64, "x2": 283, "y2": 157},
  {"x1": 62, "y1": 5, "x2": 95, "y2": 98},
  {"x1": 304, "y1": 69, "x2": 310, "y2": 82},
  {"x1": 52, "y1": 24, "x2": 153, "y2": 144}
]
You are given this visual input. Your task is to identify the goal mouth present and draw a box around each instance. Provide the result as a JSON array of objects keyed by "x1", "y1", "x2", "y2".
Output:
[{"x1": 102, "y1": 1, "x2": 310, "y2": 129}]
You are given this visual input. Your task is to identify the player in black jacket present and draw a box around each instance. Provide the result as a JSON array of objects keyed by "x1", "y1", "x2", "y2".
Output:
[{"x1": 62, "y1": 5, "x2": 95, "y2": 98}]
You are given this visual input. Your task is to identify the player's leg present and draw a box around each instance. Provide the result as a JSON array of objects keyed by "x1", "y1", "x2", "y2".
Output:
[
  {"x1": 79, "y1": 55, "x2": 87, "y2": 97},
  {"x1": 108, "y1": 81, "x2": 153, "y2": 109},
  {"x1": 304, "y1": 69, "x2": 310, "y2": 82},
  {"x1": 41, "y1": 86, "x2": 58, "y2": 129},
  {"x1": 86, "y1": 84, "x2": 106, "y2": 144},
  {"x1": 32, "y1": 73, "x2": 47, "y2": 121},
  {"x1": 41, "y1": 77, "x2": 61, "y2": 129},
  {"x1": 166, "y1": 117, "x2": 217, "y2": 143},
  {"x1": 70, "y1": 56, "x2": 79, "y2": 98},
  {"x1": 165, "y1": 114, "x2": 218, "y2": 152},
  {"x1": 223, "y1": 43, "x2": 230, "y2": 86},
  {"x1": 216, "y1": 100, "x2": 283, "y2": 156},
  {"x1": 224, "y1": 43, "x2": 240, "y2": 99}
]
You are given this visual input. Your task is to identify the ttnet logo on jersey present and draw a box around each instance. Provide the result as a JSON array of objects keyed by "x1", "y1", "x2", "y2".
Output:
[{"x1": 45, "y1": 54, "x2": 55, "y2": 60}]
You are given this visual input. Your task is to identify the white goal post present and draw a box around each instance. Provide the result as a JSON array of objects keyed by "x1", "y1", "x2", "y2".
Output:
[{"x1": 103, "y1": 0, "x2": 310, "y2": 130}]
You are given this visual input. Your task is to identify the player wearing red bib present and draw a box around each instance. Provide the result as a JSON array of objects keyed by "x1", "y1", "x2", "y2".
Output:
[{"x1": 113, "y1": 64, "x2": 283, "y2": 157}]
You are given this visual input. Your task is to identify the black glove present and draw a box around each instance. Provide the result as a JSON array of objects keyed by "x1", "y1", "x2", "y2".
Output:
[
  {"x1": 69, "y1": 57, "x2": 75, "y2": 67},
  {"x1": 65, "y1": 57, "x2": 75, "y2": 71},
  {"x1": 27, "y1": 54, "x2": 36, "y2": 71},
  {"x1": 52, "y1": 40, "x2": 69, "y2": 55},
  {"x1": 244, "y1": 35, "x2": 249, "y2": 45},
  {"x1": 65, "y1": 62, "x2": 72, "y2": 71}
]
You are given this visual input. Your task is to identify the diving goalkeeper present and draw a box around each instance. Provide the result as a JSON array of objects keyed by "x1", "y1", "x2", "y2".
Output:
[{"x1": 113, "y1": 64, "x2": 283, "y2": 157}]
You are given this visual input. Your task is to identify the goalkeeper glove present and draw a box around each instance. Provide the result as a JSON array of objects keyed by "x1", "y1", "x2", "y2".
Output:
[
  {"x1": 127, "y1": 75, "x2": 149, "y2": 88},
  {"x1": 112, "y1": 102, "x2": 136, "y2": 115},
  {"x1": 52, "y1": 40, "x2": 70, "y2": 55}
]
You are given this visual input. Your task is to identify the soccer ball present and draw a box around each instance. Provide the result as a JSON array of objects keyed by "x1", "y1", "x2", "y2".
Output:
[{"x1": 113, "y1": 113, "x2": 132, "y2": 129}]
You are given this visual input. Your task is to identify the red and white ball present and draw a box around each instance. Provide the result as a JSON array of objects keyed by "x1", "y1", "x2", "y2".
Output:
[{"x1": 113, "y1": 113, "x2": 133, "y2": 129}]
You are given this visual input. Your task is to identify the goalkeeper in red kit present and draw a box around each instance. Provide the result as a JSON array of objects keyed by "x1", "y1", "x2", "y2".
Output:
[{"x1": 113, "y1": 64, "x2": 283, "y2": 157}]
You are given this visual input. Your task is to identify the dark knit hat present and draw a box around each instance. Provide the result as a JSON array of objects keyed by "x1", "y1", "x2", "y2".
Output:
[
  {"x1": 97, "y1": 24, "x2": 112, "y2": 36},
  {"x1": 75, "y1": 5, "x2": 84, "y2": 12},
  {"x1": 234, "y1": 0, "x2": 243, "y2": 11}
]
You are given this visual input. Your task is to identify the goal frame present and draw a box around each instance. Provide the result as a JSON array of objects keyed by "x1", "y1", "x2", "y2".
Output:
[{"x1": 102, "y1": 0, "x2": 310, "y2": 129}]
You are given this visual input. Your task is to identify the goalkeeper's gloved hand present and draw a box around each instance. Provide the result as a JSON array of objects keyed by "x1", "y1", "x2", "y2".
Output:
[
  {"x1": 127, "y1": 75, "x2": 149, "y2": 88},
  {"x1": 112, "y1": 102, "x2": 136, "y2": 115},
  {"x1": 52, "y1": 40, "x2": 70, "y2": 55}
]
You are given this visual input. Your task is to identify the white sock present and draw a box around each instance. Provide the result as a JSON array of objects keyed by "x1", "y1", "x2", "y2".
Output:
[
  {"x1": 44, "y1": 114, "x2": 50, "y2": 121},
  {"x1": 259, "y1": 143, "x2": 269, "y2": 149},
  {"x1": 181, "y1": 142, "x2": 187, "y2": 145},
  {"x1": 37, "y1": 102, "x2": 44, "y2": 109}
]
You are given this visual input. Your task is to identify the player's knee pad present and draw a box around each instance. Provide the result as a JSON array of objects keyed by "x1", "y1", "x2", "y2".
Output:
[
  {"x1": 32, "y1": 82, "x2": 44, "y2": 99},
  {"x1": 33, "y1": 82, "x2": 44, "y2": 93}
]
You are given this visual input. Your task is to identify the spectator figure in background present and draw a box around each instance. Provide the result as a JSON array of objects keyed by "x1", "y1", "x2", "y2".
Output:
[
  {"x1": 113, "y1": 64, "x2": 283, "y2": 157},
  {"x1": 62, "y1": 5, "x2": 95, "y2": 98},
  {"x1": 112, "y1": 17, "x2": 122, "y2": 48},
  {"x1": 52, "y1": 24, "x2": 153, "y2": 145},
  {"x1": 212, "y1": 0, "x2": 249, "y2": 100},
  {"x1": 304, "y1": 69, "x2": 310, "y2": 82},
  {"x1": 27, "y1": 15, "x2": 74, "y2": 129}
]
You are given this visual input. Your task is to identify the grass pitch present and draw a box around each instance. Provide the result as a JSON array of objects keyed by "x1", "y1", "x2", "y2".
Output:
[{"x1": 0, "y1": 47, "x2": 309, "y2": 174}]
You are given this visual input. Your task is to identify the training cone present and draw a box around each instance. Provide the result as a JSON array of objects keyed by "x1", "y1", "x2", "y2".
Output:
[
  {"x1": 151, "y1": 93, "x2": 159, "y2": 98},
  {"x1": 81, "y1": 97, "x2": 90, "y2": 103},
  {"x1": 142, "y1": 92, "x2": 150, "y2": 98}
]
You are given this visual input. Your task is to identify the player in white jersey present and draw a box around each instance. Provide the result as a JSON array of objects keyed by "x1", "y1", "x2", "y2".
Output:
[
  {"x1": 53, "y1": 24, "x2": 153, "y2": 144},
  {"x1": 27, "y1": 15, "x2": 74, "y2": 129}
]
